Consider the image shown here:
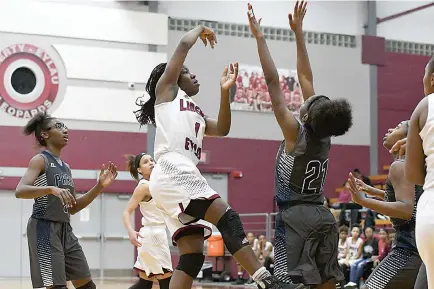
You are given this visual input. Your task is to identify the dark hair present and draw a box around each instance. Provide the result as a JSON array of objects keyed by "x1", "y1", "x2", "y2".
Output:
[
  {"x1": 307, "y1": 98, "x2": 353, "y2": 139},
  {"x1": 125, "y1": 153, "x2": 146, "y2": 181},
  {"x1": 364, "y1": 226, "x2": 374, "y2": 234},
  {"x1": 351, "y1": 224, "x2": 360, "y2": 230},
  {"x1": 339, "y1": 225, "x2": 349, "y2": 234},
  {"x1": 23, "y1": 112, "x2": 54, "y2": 146},
  {"x1": 134, "y1": 63, "x2": 168, "y2": 126},
  {"x1": 353, "y1": 168, "x2": 361, "y2": 174}
]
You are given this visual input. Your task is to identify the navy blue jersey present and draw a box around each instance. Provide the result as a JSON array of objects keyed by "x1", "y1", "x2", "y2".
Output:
[
  {"x1": 31, "y1": 151, "x2": 74, "y2": 222},
  {"x1": 384, "y1": 167, "x2": 423, "y2": 252},
  {"x1": 275, "y1": 122, "x2": 330, "y2": 207}
]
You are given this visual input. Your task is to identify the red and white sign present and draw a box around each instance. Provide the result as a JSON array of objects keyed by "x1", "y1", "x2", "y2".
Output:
[{"x1": 0, "y1": 43, "x2": 66, "y2": 119}]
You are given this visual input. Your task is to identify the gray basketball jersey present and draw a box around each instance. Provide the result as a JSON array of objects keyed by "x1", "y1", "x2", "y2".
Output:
[
  {"x1": 275, "y1": 122, "x2": 330, "y2": 206},
  {"x1": 31, "y1": 150, "x2": 74, "y2": 222}
]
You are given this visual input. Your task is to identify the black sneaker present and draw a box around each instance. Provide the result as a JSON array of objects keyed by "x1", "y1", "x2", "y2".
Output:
[
  {"x1": 232, "y1": 277, "x2": 245, "y2": 285},
  {"x1": 257, "y1": 275, "x2": 308, "y2": 289}
]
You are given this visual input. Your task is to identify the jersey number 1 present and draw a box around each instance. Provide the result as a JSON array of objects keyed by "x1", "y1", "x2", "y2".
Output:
[
  {"x1": 195, "y1": 122, "x2": 200, "y2": 137},
  {"x1": 301, "y1": 159, "x2": 329, "y2": 194}
]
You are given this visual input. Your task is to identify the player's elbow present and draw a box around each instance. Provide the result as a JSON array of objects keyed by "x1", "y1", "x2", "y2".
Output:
[{"x1": 15, "y1": 186, "x2": 25, "y2": 199}]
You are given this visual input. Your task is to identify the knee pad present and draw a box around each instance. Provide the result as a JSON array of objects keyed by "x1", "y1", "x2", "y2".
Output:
[
  {"x1": 128, "y1": 278, "x2": 153, "y2": 289},
  {"x1": 76, "y1": 280, "x2": 96, "y2": 289},
  {"x1": 176, "y1": 253, "x2": 205, "y2": 278},
  {"x1": 52, "y1": 286, "x2": 68, "y2": 289},
  {"x1": 216, "y1": 209, "x2": 249, "y2": 255}
]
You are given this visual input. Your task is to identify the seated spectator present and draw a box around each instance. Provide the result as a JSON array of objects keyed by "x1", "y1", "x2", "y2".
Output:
[
  {"x1": 257, "y1": 234, "x2": 274, "y2": 274},
  {"x1": 340, "y1": 225, "x2": 363, "y2": 283},
  {"x1": 345, "y1": 226, "x2": 379, "y2": 288},
  {"x1": 373, "y1": 229, "x2": 392, "y2": 267},
  {"x1": 338, "y1": 182, "x2": 352, "y2": 204},
  {"x1": 338, "y1": 226, "x2": 349, "y2": 265},
  {"x1": 233, "y1": 232, "x2": 258, "y2": 285},
  {"x1": 353, "y1": 168, "x2": 372, "y2": 187}
]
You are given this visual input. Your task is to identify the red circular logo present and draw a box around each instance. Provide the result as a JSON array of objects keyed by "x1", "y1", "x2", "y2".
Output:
[{"x1": 0, "y1": 44, "x2": 65, "y2": 119}]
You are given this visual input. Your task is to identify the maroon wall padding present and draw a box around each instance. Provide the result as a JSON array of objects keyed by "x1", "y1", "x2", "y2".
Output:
[
  {"x1": 1, "y1": 125, "x2": 369, "y2": 207},
  {"x1": 1, "y1": 125, "x2": 369, "y2": 279},
  {"x1": 362, "y1": 35, "x2": 386, "y2": 66},
  {"x1": 377, "y1": 52, "x2": 430, "y2": 170}
]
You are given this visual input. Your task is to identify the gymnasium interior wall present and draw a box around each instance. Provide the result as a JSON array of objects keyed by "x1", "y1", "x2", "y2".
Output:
[{"x1": 1, "y1": 0, "x2": 434, "y2": 280}]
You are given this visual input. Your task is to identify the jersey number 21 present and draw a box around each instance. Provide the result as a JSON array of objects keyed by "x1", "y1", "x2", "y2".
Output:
[{"x1": 301, "y1": 159, "x2": 329, "y2": 194}]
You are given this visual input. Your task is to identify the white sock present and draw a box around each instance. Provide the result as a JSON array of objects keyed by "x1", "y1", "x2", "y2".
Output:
[{"x1": 252, "y1": 267, "x2": 271, "y2": 288}]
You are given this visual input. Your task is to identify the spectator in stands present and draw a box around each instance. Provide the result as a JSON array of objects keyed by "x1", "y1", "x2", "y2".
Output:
[
  {"x1": 233, "y1": 232, "x2": 258, "y2": 285},
  {"x1": 340, "y1": 225, "x2": 363, "y2": 283},
  {"x1": 338, "y1": 226, "x2": 349, "y2": 265},
  {"x1": 353, "y1": 169, "x2": 372, "y2": 187},
  {"x1": 345, "y1": 226, "x2": 378, "y2": 288},
  {"x1": 338, "y1": 182, "x2": 352, "y2": 204},
  {"x1": 373, "y1": 228, "x2": 391, "y2": 267},
  {"x1": 261, "y1": 91, "x2": 273, "y2": 111},
  {"x1": 257, "y1": 235, "x2": 274, "y2": 275}
]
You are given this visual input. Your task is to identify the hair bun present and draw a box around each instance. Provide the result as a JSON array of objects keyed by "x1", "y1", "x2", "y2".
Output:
[{"x1": 23, "y1": 112, "x2": 50, "y2": 135}]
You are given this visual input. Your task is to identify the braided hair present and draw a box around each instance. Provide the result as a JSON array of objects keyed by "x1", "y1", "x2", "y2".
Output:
[{"x1": 134, "y1": 63, "x2": 167, "y2": 127}]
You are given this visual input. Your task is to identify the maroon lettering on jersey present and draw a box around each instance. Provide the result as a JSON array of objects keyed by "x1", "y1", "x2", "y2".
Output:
[
  {"x1": 180, "y1": 99, "x2": 205, "y2": 118},
  {"x1": 184, "y1": 137, "x2": 202, "y2": 160}
]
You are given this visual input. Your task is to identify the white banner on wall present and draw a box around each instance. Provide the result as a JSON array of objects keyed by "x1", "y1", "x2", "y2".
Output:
[{"x1": 230, "y1": 63, "x2": 304, "y2": 116}]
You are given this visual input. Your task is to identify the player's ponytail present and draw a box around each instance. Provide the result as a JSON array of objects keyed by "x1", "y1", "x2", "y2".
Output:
[
  {"x1": 125, "y1": 153, "x2": 146, "y2": 182},
  {"x1": 134, "y1": 63, "x2": 167, "y2": 127},
  {"x1": 23, "y1": 112, "x2": 53, "y2": 146}
]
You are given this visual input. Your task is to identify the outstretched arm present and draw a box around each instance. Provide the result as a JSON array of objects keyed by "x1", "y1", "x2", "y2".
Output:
[
  {"x1": 289, "y1": 1, "x2": 315, "y2": 100},
  {"x1": 348, "y1": 162, "x2": 415, "y2": 220},
  {"x1": 205, "y1": 62, "x2": 239, "y2": 137},
  {"x1": 406, "y1": 97, "x2": 428, "y2": 185},
  {"x1": 123, "y1": 183, "x2": 150, "y2": 247},
  {"x1": 155, "y1": 25, "x2": 216, "y2": 104},
  {"x1": 248, "y1": 4, "x2": 299, "y2": 143}
]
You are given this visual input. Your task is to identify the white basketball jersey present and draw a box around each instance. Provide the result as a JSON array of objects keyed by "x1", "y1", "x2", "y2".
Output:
[
  {"x1": 137, "y1": 179, "x2": 165, "y2": 226},
  {"x1": 154, "y1": 94, "x2": 206, "y2": 165},
  {"x1": 420, "y1": 93, "x2": 434, "y2": 191}
]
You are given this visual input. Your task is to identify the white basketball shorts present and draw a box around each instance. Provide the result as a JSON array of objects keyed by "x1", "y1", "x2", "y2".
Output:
[
  {"x1": 134, "y1": 226, "x2": 173, "y2": 277},
  {"x1": 415, "y1": 191, "x2": 434, "y2": 289},
  {"x1": 149, "y1": 152, "x2": 217, "y2": 245}
]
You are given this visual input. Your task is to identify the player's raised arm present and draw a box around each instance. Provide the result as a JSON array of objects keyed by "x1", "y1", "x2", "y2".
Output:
[
  {"x1": 155, "y1": 25, "x2": 217, "y2": 104},
  {"x1": 205, "y1": 62, "x2": 239, "y2": 136},
  {"x1": 289, "y1": 1, "x2": 315, "y2": 100},
  {"x1": 248, "y1": 3, "x2": 300, "y2": 144}
]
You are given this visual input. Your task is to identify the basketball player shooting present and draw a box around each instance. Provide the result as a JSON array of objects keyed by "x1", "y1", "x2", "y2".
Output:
[
  {"x1": 248, "y1": 1, "x2": 352, "y2": 288},
  {"x1": 134, "y1": 25, "x2": 305, "y2": 289}
]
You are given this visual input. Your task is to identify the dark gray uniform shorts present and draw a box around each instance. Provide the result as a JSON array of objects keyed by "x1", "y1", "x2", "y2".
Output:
[
  {"x1": 27, "y1": 218, "x2": 91, "y2": 288},
  {"x1": 280, "y1": 204, "x2": 344, "y2": 286},
  {"x1": 365, "y1": 247, "x2": 422, "y2": 289}
]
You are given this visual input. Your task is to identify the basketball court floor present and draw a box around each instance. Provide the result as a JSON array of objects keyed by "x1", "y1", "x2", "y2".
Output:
[{"x1": 0, "y1": 278, "x2": 248, "y2": 289}]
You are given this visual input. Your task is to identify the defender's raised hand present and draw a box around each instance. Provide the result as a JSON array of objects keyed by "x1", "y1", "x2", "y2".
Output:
[
  {"x1": 220, "y1": 62, "x2": 239, "y2": 91},
  {"x1": 289, "y1": 0, "x2": 307, "y2": 33},
  {"x1": 247, "y1": 3, "x2": 263, "y2": 39},
  {"x1": 98, "y1": 162, "x2": 118, "y2": 188}
]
